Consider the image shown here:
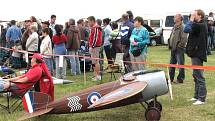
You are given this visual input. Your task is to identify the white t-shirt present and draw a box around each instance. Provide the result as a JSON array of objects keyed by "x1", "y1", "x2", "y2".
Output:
[{"x1": 40, "y1": 35, "x2": 53, "y2": 58}]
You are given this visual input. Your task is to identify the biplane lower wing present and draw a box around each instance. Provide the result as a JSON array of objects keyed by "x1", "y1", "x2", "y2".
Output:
[{"x1": 88, "y1": 81, "x2": 147, "y2": 109}]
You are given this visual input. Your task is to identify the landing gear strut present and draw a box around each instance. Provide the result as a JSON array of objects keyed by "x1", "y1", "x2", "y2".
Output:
[{"x1": 140, "y1": 96, "x2": 162, "y2": 121}]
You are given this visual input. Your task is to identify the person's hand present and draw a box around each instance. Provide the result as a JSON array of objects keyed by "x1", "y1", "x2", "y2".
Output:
[
  {"x1": 132, "y1": 41, "x2": 138, "y2": 46},
  {"x1": 190, "y1": 11, "x2": 196, "y2": 22}
]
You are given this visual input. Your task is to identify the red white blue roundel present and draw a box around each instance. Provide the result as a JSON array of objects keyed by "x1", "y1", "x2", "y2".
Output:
[{"x1": 87, "y1": 92, "x2": 101, "y2": 105}]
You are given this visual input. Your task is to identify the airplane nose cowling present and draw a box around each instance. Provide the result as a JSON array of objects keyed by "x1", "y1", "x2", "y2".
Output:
[{"x1": 135, "y1": 70, "x2": 169, "y2": 101}]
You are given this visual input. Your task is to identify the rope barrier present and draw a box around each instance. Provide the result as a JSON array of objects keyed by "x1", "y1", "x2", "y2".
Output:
[{"x1": 1, "y1": 46, "x2": 215, "y2": 71}]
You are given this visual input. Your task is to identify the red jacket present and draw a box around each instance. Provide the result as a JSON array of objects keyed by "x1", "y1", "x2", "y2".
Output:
[
  {"x1": 88, "y1": 24, "x2": 102, "y2": 48},
  {"x1": 52, "y1": 34, "x2": 67, "y2": 45}
]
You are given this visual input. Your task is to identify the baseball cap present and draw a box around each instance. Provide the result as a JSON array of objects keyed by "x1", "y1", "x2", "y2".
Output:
[{"x1": 29, "y1": 53, "x2": 43, "y2": 61}]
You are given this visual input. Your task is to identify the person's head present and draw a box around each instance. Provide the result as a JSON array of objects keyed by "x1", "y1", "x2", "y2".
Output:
[
  {"x1": 42, "y1": 28, "x2": 49, "y2": 37},
  {"x1": 30, "y1": 53, "x2": 43, "y2": 66},
  {"x1": 24, "y1": 20, "x2": 31, "y2": 28},
  {"x1": 54, "y1": 24, "x2": 62, "y2": 36},
  {"x1": 111, "y1": 22, "x2": 118, "y2": 30},
  {"x1": 68, "y1": 18, "x2": 75, "y2": 26},
  {"x1": 41, "y1": 21, "x2": 50, "y2": 29},
  {"x1": 103, "y1": 18, "x2": 111, "y2": 26},
  {"x1": 121, "y1": 13, "x2": 129, "y2": 22},
  {"x1": 126, "y1": 10, "x2": 134, "y2": 21},
  {"x1": 134, "y1": 16, "x2": 144, "y2": 27},
  {"x1": 10, "y1": 20, "x2": 16, "y2": 25},
  {"x1": 194, "y1": 9, "x2": 205, "y2": 22},
  {"x1": 174, "y1": 14, "x2": 183, "y2": 24},
  {"x1": 30, "y1": 25, "x2": 37, "y2": 33},
  {"x1": 65, "y1": 22, "x2": 69, "y2": 29},
  {"x1": 96, "y1": 19, "x2": 102, "y2": 26},
  {"x1": 77, "y1": 19, "x2": 84, "y2": 27},
  {"x1": 87, "y1": 16, "x2": 96, "y2": 27},
  {"x1": 30, "y1": 16, "x2": 37, "y2": 22},
  {"x1": 209, "y1": 12, "x2": 214, "y2": 17},
  {"x1": 50, "y1": 15, "x2": 56, "y2": 24}
]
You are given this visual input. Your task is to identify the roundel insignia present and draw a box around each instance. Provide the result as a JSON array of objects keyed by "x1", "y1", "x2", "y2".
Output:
[{"x1": 87, "y1": 92, "x2": 101, "y2": 105}]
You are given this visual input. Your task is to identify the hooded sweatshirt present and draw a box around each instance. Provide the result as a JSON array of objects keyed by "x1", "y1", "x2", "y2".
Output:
[{"x1": 66, "y1": 25, "x2": 81, "y2": 50}]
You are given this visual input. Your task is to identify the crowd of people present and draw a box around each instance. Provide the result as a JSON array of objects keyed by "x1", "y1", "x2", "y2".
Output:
[
  {"x1": 0, "y1": 11, "x2": 150, "y2": 81},
  {"x1": 0, "y1": 9, "x2": 214, "y2": 105}
]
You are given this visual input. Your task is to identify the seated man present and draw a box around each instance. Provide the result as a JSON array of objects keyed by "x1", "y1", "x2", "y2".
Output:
[{"x1": 0, "y1": 53, "x2": 54, "y2": 101}]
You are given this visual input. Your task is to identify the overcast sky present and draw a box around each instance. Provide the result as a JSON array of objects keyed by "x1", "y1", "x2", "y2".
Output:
[{"x1": 0, "y1": 0, "x2": 214, "y2": 24}]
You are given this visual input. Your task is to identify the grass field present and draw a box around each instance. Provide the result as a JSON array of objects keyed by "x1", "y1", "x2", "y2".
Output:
[{"x1": 0, "y1": 46, "x2": 215, "y2": 121}]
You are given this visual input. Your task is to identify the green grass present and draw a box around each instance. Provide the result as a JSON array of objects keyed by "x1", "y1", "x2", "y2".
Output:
[{"x1": 1, "y1": 46, "x2": 215, "y2": 121}]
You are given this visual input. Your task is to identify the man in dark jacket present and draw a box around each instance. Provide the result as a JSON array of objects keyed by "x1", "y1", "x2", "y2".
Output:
[
  {"x1": 66, "y1": 18, "x2": 81, "y2": 76},
  {"x1": 120, "y1": 13, "x2": 134, "y2": 73},
  {"x1": 184, "y1": 9, "x2": 208, "y2": 105},
  {"x1": 169, "y1": 14, "x2": 188, "y2": 83}
]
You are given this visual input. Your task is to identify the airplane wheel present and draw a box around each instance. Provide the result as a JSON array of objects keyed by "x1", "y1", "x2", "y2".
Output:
[
  {"x1": 148, "y1": 101, "x2": 162, "y2": 112},
  {"x1": 145, "y1": 107, "x2": 161, "y2": 121}
]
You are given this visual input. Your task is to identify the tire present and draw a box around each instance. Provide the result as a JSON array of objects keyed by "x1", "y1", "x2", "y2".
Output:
[
  {"x1": 145, "y1": 107, "x2": 161, "y2": 121},
  {"x1": 151, "y1": 39, "x2": 157, "y2": 46},
  {"x1": 148, "y1": 101, "x2": 162, "y2": 112}
]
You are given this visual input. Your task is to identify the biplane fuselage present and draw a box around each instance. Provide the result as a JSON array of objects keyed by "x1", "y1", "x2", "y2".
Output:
[{"x1": 40, "y1": 70, "x2": 168, "y2": 114}]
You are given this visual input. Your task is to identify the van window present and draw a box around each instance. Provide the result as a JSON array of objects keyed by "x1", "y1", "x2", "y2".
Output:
[
  {"x1": 165, "y1": 16, "x2": 174, "y2": 27},
  {"x1": 165, "y1": 15, "x2": 189, "y2": 27},
  {"x1": 183, "y1": 15, "x2": 189, "y2": 24},
  {"x1": 150, "y1": 20, "x2": 161, "y2": 27},
  {"x1": 144, "y1": 20, "x2": 148, "y2": 25}
]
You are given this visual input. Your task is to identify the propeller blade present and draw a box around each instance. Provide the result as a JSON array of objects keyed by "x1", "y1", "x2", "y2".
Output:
[{"x1": 166, "y1": 68, "x2": 173, "y2": 100}]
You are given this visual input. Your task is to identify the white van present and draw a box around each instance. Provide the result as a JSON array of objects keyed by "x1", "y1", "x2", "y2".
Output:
[{"x1": 162, "y1": 13, "x2": 189, "y2": 44}]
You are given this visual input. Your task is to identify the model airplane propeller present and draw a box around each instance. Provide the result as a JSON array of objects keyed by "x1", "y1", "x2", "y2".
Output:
[{"x1": 18, "y1": 70, "x2": 172, "y2": 121}]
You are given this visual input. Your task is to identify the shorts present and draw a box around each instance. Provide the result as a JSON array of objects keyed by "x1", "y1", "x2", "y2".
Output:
[{"x1": 89, "y1": 47, "x2": 100, "y2": 64}]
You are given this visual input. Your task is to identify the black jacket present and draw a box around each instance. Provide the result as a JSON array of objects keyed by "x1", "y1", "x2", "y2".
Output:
[{"x1": 186, "y1": 20, "x2": 208, "y2": 62}]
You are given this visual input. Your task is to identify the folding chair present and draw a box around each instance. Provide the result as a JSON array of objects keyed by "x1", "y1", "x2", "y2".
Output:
[
  {"x1": 0, "y1": 81, "x2": 36, "y2": 113},
  {"x1": 107, "y1": 53, "x2": 125, "y2": 81},
  {"x1": 0, "y1": 91, "x2": 23, "y2": 113}
]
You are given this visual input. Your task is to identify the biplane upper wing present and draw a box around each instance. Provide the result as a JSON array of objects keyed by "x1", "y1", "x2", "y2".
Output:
[{"x1": 88, "y1": 81, "x2": 147, "y2": 109}]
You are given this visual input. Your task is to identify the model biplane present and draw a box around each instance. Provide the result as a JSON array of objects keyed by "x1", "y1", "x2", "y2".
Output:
[{"x1": 18, "y1": 70, "x2": 172, "y2": 121}]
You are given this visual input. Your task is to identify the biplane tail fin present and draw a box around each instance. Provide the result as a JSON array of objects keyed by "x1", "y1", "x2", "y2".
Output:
[{"x1": 22, "y1": 91, "x2": 52, "y2": 113}]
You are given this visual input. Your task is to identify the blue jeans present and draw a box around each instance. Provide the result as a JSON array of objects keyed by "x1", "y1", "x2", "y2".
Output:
[
  {"x1": 169, "y1": 47, "x2": 185, "y2": 82},
  {"x1": 43, "y1": 57, "x2": 54, "y2": 75},
  {"x1": 191, "y1": 57, "x2": 207, "y2": 102},
  {"x1": 68, "y1": 50, "x2": 81, "y2": 75}
]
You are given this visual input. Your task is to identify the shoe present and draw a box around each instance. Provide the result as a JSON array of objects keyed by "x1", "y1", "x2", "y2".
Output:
[
  {"x1": 92, "y1": 76, "x2": 101, "y2": 81},
  {"x1": 190, "y1": 98, "x2": 198, "y2": 101},
  {"x1": 193, "y1": 100, "x2": 205, "y2": 105}
]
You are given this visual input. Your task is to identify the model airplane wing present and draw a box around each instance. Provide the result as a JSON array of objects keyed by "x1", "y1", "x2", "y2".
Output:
[
  {"x1": 18, "y1": 91, "x2": 54, "y2": 121},
  {"x1": 18, "y1": 107, "x2": 53, "y2": 121},
  {"x1": 88, "y1": 81, "x2": 147, "y2": 109}
]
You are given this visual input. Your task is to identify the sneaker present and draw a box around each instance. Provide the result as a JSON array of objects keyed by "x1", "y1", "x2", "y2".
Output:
[
  {"x1": 92, "y1": 75, "x2": 101, "y2": 81},
  {"x1": 190, "y1": 98, "x2": 198, "y2": 101},
  {"x1": 97, "y1": 75, "x2": 101, "y2": 81},
  {"x1": 193, "y1": 100, "x2": 205, "y2": 105}
]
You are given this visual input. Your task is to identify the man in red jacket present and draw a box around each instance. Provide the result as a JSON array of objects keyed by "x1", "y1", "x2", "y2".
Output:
[
  {"x1": 87, "y1": 16, "x2": 102, "y2": 81},
  {"x1": 1, "y1": 53, "x2": 54, "y2": 101}
]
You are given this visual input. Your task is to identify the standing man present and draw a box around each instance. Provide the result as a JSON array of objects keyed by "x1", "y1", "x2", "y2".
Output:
[
  {"x1": 66, "y1": 18, "x2": 81, "y2": 76},
  {"x1": 6, "y1": 20, "x2": 22, "y2": 48},
  {"x1": 120, "y1": 13, "x2": 134, "y2": 73},
  {"x1": 77, "y1": 19, "x2": 89, "y2": 42},
  {"x1": 184, "y1": 9, "x2": 208, "y2": 105},
  {"x1": 49, "y1": 15, "x2": 56, "y2": 36},
  {"x1": 169, "y1": 14, "x2": 188, "y2": 84},
  {"x1": 87, "y1": 16, "x2": 103, "y2": 81}
]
